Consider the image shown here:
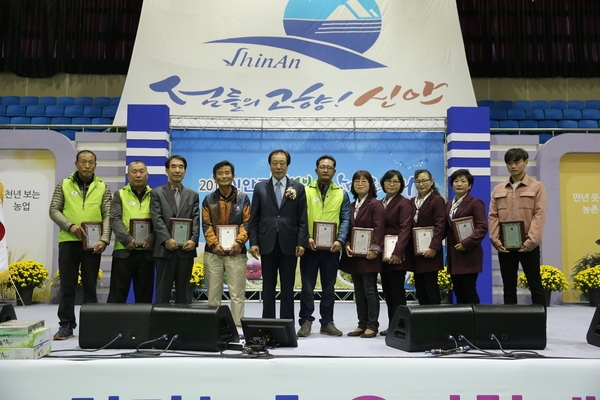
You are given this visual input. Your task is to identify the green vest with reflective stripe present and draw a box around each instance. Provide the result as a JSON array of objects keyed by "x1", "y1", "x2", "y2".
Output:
[
  {"x1": 114, "y1": 184, "x2": 152, "y2": 251},
  {"x1": 58, "y1": 174, "x2": 106, "y2": 242},
  {"x1": 305, "y1": 181, "x2": 343, "y2": 238}
]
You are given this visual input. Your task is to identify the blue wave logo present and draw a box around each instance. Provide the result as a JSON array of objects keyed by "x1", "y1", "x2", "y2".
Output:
[{"x1": 208, "y1": 0, "x2": 385, "y2": 70}]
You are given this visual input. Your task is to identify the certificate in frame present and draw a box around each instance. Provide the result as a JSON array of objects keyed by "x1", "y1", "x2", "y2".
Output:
[
  {"x1": 217, "y1": 225, "x2": 238, "y2": 252},
  {"x1": 500, "y1": 220, "x2": 526, "y2": 250},
  {"x1": 81, "y1": 221, "x2": 102, "y2": 251},
  {"x1": 452, "y1": 216, "x2": 475, "y2": 243},
  {"x1": 383, "y1": 235, "x2": 398, "y2": 262},
  {"x1": 412, "y1": 226, "x2": 434, "y2": 255},
  {"x1": 350, "y1": 227, "x2": 373, "y2": 257},
  {"x1": 169, "y1": 218, "x2": 193, "y2": 247},
  {"x1": 130, "y1": 218, "x2": 153, "y2": 248},
  {"x1": 313, "y1": 221, "x2": 336, "y2": 250}
]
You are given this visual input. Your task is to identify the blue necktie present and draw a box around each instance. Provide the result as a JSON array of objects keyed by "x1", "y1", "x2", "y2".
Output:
[{"x1": 275, "y1": 181, "x2": 283, "y2": 207}]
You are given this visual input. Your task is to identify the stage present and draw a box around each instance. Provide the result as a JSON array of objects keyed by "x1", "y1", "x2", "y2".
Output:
[{"x1": 1, "y1": 301, "x2": 600, "y2": 399}]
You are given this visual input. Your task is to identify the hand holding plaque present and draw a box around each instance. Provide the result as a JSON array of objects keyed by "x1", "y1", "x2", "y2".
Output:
[
  {"x1": 412, "y1": 226, "x2": 434, "y2": 255},
  {"x1": 217, "y1": 225, "x2": 238, "y2": 252},
  {"x1": 169, "y1": 218, "x2": 193, "y2": 247},
  {"x1": 500, "y1": 220, "x2": 525, "y2": 250},
  {"x1": 130, "y1": 218, "x2": 153, "y2": 248},
  {"x1": 350, "y1": 227, "x2": 373, "y2": 257},
  {"x1": 383, "y1": 235, "x2": 398, "y2": 262},
  {"x1": 313, "y1": 221, "x2": 336, "y2": 250},
  {"x1": 81, "y1": 221, "x2": 102, "y2": 251}
]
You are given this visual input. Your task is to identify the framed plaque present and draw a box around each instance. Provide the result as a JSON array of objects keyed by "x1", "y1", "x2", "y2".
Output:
[
  {"x1": 350, "y1": 227, "x2": 373, "y2": 257},
  {"x1": 313, "y1": 221, "x2": 337, "y2": 250},
  {"x1": 500, "y1": 220, "x2": 526, "y2": 250},
  {"x1": 169, "y1": 218, "x2": 193, "y2": 247},
  {"x1": 412, "y1": 226, "x2": 434, "y2": 255},
  {"x1": 130, "y1": 218, "x2": 153, "y2": 247},
  {"x1": 383, "y1": 235, "x2": 398, "y2": 262},
  {"x1": 81, "y1": 221, "x2": 102, "y2": 251},
  {"x1": 217, "y1": 225, "x2": 238, "y2": 251},
  {"x1": 452, "y1": 216, "x2": 475, "y2": 243}
]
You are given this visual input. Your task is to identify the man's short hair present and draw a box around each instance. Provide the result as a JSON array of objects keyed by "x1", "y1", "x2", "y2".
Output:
[
  {"x1": 165, "y1": 155, "x2": 187, "y2": 169},
  {"x1": 213, "y1": 160, "x2": 235, "y2": 176},
  {"x1": 268, "y1": 149, "x2": 291, "y2": 165},
  {"x1": 504, "y1": 148, "x2": 529, "y2": 164},
  {"x1": 76, "y1": 150, "x2": 97, "y2": 163},
  {"x1": 127, "y1": 160, "x2": 147, "y2": 173},
  {"x1": 315, "y1": 155, "x2": 336, "y2": 169}
]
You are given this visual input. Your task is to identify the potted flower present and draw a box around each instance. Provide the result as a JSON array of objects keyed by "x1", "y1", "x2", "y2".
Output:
[
  {"x1": 50, "y1": 268, "x2": 104, "y2": 305},
  {"x1": 517, "y1": 265, "x2": 568, "y2": 306},
  {"x1": 190, "y1": 262, "x2": 205, "y2": 289},
  {"x1": 572, "y1": 265, "x2": 600, "y2": 306},
  {"x1": 7, "y1": 260, "x2": 49, "y2": 305}
]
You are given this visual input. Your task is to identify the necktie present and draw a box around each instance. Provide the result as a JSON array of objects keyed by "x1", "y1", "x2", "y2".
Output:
[
  {"x1": 174, "y1": 188, "x2": 181, "y2": 213},
  {"x1": 275, "y1": 181, "x2": 283, "y2": 207}
]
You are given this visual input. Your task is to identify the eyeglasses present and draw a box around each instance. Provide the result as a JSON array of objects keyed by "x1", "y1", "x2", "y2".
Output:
[
  {"x1": 414, "y1": 179, "x2": 431, "y2": 185},
  {"x1": 317, "y1": 166, "x2": 334, "y2": 171},
  {"x1": 384, "y1": 180, "x2": 401, "y2": 185}
]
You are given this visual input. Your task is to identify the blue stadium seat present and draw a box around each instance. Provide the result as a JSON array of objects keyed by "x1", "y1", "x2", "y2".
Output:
[
  {"x1": 21, "y1": 96, "x2": 39, "y2": 106},
  {"x1": 10, "y1": 116, "x2": 31, "y2": 124},
  {"x1": 0, "y1": 105, "x2": 5, "y2": 115},
  {"x1": 539, "y1": 134, "x2": 553, "y2": 144},
  {"x1": 75, "y1": 96, "x2": 93, "y2": 106},
  {"x1": 525, "y1": 109, "x2": 545, "y2": 120},
  {"x1": 91, "y1": 117, "x2": 112, "y2": 125},
  {"x1": 582, "y1": 109, "x2": 600, "y2": 120},
  {"x1": 507, "y1": 109, "x2": 526, "y2": 120},
  {"x1": 111, "y1": 97, "x2": 121, "y2": 106},
  {"x1": 0, "y1": 116, "x2": 10, "y2": 124},
  {"x1": 531, "y1": 100, "x2": 549, "y2": 109},
  {"x1": 563, "y1": 109, "x2": 582, "y2": 120},
  {"x1": 102, "y1": 106, "x2": 117, "y2": 118},
  {"x1": 490, "y1": 120, "x2": 500, "y2": 128},
  {"x1": 539, "y1": 120, "x2": 558, "y2": 128},
  {"x1": 45, "y1": 105, "x2": 65, "y2": 117},
  {"x1": 25, "y1": 105, "x2": 45, "y2": 117},
  {"x1": 519, "y1": 120, "x2": 538, "y2": 128},
  {"x1": 514, "y1": 100, "x2": 531, "y2": 109},
  {"x1": 2, "y1": 96, "x2": 21, "y2": 105},
  {"x1": 544, "y1": 109, "x2": 563, "y2": 120},
  {"x1": 567, "y1": 100, "x2": 585, "y2": 109},
  {"x1": 83, "y1": 106, "x2": 102, "y2": 118},
  {"x1": 59, "y1": 130, "x2": 77, "y2": 140},
  {"x1": 558, "y1": 120, "x2": 578, "y2": 129},
  {"x1": 549, "y1": 100, "x2": 567, "y2": 109},
  {"x1": 72, "y1": 117, "x2": 91, "y2": 125},
  {"x1": 578, "y1": 120, "x2": 599, "y2": 129},
  {"x1": 31, "y1": 116, "x2": 51, "y2": 125},
  {"x1": 499, "y1": 120, "x2": 519, "y2": 128},
  {"x1": 64, "y1": 106, "x2": 83, "y2": 117},
  {"x1": 584, "y1": 100, "x2": 600, "y2": 110},
  {"x1": 40, "y1": 96, "x2": 58, "y2": 106},
  {"x1": 490, "y1": 109, "x2": 507, "y2": 120},
  {"x1": 51, "y1": 117, "x2": 71, "y2": 125},
  {"x1": 93, "y1": 97, "x2": 111, "y2": 107},
  {"x1": 57, "y1": 96, "x2": 75, "y2": 106},
  {"x1": 478, "y1": 100, "x2": 496, "y2": 108},
  {"x1": 496, "y1": 100, "x2": 514, "y2": 109},
  {"x1": 5, "y1": 105, "x2": 26, "y2": 117}
]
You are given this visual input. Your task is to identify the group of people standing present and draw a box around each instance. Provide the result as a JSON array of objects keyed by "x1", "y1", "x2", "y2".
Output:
[{"x1": 49, "y1": 147, "x2": 546, "y2": 342}]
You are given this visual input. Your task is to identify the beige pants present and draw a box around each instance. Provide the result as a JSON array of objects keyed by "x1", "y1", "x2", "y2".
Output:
[{"x1": 204, "y1": 252, "x2": 247, "y2": 327}]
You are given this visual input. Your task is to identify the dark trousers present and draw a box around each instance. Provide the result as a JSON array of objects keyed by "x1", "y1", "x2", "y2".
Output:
[
  {"x1": 154, "y1": 255, "x2": 193, "y2": 304},
  {"x1": 498, "y1": 246, "x2": 545, "y2": 306},
  {"x1": 414, "y1": 270, "x2": 441, "y2": 305},
  {"x1": 107, "y1": 251, "x2": 155, "y2": 303},
  {"x1": 381, "y1": 269, "x2": 407, "y2": 324},
  {"x1": 299, "y1": 249, "x2": 340, "y2": 326},
  {"x1": 261, "y1": 237, "x2": 297, "y2": 319},
  {"x1": 451, "y1": 273, "x2": 480, "y2": 304},
  {"x1": 57, "y1": 241, "x2": 101, "y2": 328},
  {"x1": 351, "y1": 272, "x2": 379, "y2": 331}
]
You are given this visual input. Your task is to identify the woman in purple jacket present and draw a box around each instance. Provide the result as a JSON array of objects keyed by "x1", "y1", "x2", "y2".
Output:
[
  {"x1": 446, "y1": 169, "x2": 488, "y2": 304},
  {"x1": 411, "y1": 169, "x2": 445, "y2": 305},
  {"x1": 379, "y1": 170, "x2": 413, "y2": 336},
  {"x1": 340, "y1": 170, "x2": 385, "y2": 338}
]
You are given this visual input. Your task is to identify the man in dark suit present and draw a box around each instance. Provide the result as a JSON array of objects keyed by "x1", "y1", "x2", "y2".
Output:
[
  {"x1": 249, "y1": 149, "x2": 308, "y2": 319},
  {"x1": 150, "y1": 155, "x2": 200, "y2": 304}
]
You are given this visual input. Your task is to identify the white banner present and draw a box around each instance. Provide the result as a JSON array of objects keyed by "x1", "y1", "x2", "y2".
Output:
[{"x1": 115, "y1": 0, "x2": 475, "y2": 124}]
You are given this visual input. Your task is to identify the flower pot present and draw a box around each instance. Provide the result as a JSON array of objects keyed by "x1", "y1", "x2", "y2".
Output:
[
  {"x1": 589, "y1": 288, "x2": 600, "y2": 307},
  {"x1": 16, "y1": 286, "x2": 34, "y2": 306},
  {"x1": 544, "y1": 289, "x2": 552, "y2": 307}
]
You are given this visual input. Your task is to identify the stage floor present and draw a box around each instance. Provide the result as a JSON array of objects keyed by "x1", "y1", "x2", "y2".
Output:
[{"x1": 10, "y1": 301, "x2": 600, "y2": 359}]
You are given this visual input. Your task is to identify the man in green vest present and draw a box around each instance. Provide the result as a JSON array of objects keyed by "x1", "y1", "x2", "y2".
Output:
[
  {"x1": 49, "y1": 150, "x2": 111, "y2": 340},
  {"x1": 297, "y1": 155, "x2": 351, "y2": 337},
  {"x1": 107, "y1": 160, "x2": 155, "y2": 303}
]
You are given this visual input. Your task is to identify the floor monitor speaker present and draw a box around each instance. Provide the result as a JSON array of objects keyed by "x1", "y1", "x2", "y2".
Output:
[
  {"x1": 586, "y1": 305, "x2": 600, "y2": 348},
  {"x1": 472, "y1": 304, "x2": 546, "y2": 350},
  {"x1": 385, "y1": 304, "x2": 474, "y2": 352},
  {"x1": 0, "y1": 303, "x2": 17, "y2": 323},
  {"x1": 151, "y1": 304, "x2": 239, "y2": 352},
  {"x1": 79, "y1": 303, "x2": 153, "y2": 349}
]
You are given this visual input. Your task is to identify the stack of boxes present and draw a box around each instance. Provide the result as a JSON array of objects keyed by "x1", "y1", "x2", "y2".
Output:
[{"x1": 0, "y1": 319, "x2": 51, "y2": 359}]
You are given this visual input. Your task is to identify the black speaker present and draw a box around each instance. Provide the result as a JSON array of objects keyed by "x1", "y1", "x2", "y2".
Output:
[
  {"x1": 151, "y1": 304, "x2": 239, "y2": 352},
  {"x1": 472, "y1": 304, "x2": 546, "y2": 350},
  {"x1": 79, "y1": 303, "x2": 153, "y2": 349},
  {"x1": 385, "y1": 304, "x2": 474, "y2": 352},
  {"x1": 0, "y1": 303, "x2": 17, "y2": 323},
  {"x1": 586, "y1": 305, "x2": 600, "y2": 347}
]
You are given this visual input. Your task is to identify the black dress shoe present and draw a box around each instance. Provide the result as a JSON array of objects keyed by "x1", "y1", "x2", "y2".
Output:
[
  {"x1": 347, "y1": 328, "x2": 366, "y2": 337},
  {"x1": 379, "y1": 329, "x2": 388, "y2": 336},
  {"x1": 360, "y1": 329, "x2": 377, "y2": 338}
]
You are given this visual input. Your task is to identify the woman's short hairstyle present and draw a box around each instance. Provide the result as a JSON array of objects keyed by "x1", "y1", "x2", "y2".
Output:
[
  {"x1": 380, "y1": 170, "x2": 405, "y2": 194},
  {"x1": 449, "y1": 169, "x2": 474, "y2": 190},
  {"x1": 350, "y1": 170, "x2": 377, "y2": 200}
]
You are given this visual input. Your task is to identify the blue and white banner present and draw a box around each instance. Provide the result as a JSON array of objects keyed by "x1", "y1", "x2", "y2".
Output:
[{"x1": 115, "y1": 0, "x2": 475, "y2": 124}]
